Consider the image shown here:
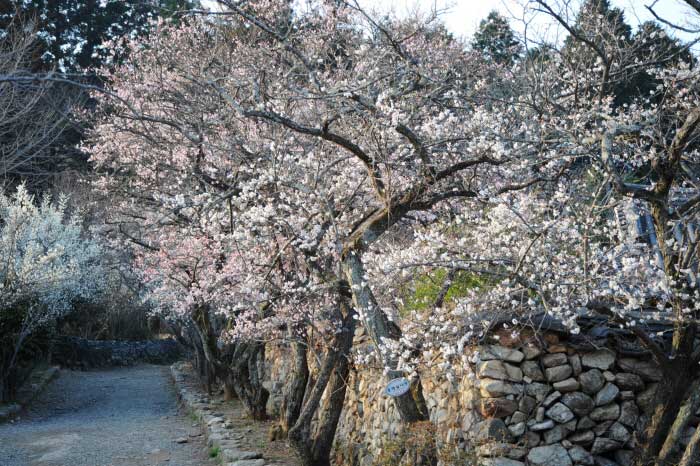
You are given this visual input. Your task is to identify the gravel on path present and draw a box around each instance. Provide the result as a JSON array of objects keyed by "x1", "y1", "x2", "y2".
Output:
[{"x1": 0, "y1": 365, "x2": 216, "y2": 466}]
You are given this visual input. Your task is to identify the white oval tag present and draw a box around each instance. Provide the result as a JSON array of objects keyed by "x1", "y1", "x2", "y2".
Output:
[{"x1": 384, "y1": 377, "x2": 410, "y2": 397}]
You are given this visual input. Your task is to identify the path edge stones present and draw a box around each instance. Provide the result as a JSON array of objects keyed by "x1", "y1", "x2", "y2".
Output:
[{"x1": 170, "y1": 362, "x2": 267, "y2": 466}]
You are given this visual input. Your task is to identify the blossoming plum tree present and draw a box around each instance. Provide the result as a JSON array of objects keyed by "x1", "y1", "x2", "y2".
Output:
[
  {"x1": 86, "y1": 1, "x2": 700, "y2": 464},
  {"x1": 368, "y1": 2, "x2": 700, "y2": 464},
  {"x1": 518, "y1": 3, "x2": 700, "y2": 464},
  {"x1": 87, "y1": 2, "x2": 571, "y2": 463}
]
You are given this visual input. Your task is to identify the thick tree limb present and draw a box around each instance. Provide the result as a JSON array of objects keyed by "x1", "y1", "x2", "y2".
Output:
[
  {"x1": 679, "y1": 419, "x2": 700, "y2": 466},
  {"x1": 669, "y1": 108, "x2": 700, "y2": 173},
  {"x1": 658, "y1": 378, "x2": 700, "y2": 465},
  {"x1": 396, "y1": 123, "x2": 436, "y2": 177},
  {"x1": 208, "y1": 84, "x2": 388, "y2": 198}
]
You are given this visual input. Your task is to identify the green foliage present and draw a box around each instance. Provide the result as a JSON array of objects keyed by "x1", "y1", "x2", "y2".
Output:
[
  {"x1": 576, "y1": 0, "x2": 631, "y2": 39},
  {"x1": 209, "y1": 446, "x2": 220, "y2": 458},
  {"x1": 472, "y1": 11, "x2": 521, "y2": 65},
  {"x1": 623, "y1": 21, "x2": 694, "y2": 105},
  {"x1": 0, "y1": 0, "x2": 200, "y2": 72},
  {"x1": 401, "y1": 268, "x2": 485, "y2": 314},
  {"x1": 526, "y1": 45, "x2": 554, "y2": 63}
]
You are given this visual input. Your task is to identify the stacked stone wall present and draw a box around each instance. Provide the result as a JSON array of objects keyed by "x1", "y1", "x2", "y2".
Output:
[
  {"x1": 50, "y1": 336, "x2": 183, "y2": 369},
  {"x1": 263, "y1": 328, "x2": 676, "y2": 466}
]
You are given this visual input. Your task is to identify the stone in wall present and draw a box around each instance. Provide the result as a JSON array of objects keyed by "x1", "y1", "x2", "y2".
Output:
[
  {"x1": 262, "y1": 331, "x2": 666, "y2": 466},
  {"x1": 464, "y1": 338, "x2": 659, "y2": 466}
]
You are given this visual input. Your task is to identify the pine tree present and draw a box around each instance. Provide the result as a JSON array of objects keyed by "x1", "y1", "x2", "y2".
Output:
[
  {"x1": 561, "y1": 0, "x2": 634, "y2": 105},
  {"x1": 0, "y1": 0, "x2": 198, "y2": 72},
  {"x1": 472, "y1": 11, "x2": 521, "y2": 66},
  {"x1": 561, "y1": 0, "x2": 691, "y2": 106},
  {"x1": 622, "y1": 21, "x2": 693, "y2": 104}
]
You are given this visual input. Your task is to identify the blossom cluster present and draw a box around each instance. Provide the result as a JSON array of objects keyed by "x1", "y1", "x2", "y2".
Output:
[{"x1": 0, "y1": 184, "x2": 103, "y2": 331}]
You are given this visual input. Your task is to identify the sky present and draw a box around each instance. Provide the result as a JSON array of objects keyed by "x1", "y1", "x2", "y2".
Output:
[
  {"x1": 201, "y1": 0, "x2": 697, "y2": 43},
  {"x1": 355, "y1": 0, "x2": 696, "y2": 43}
]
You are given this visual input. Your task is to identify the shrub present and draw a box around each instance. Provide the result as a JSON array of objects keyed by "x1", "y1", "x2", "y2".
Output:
[{"x1": 0, "y1": 185, "x2": 103, "y2": 401}]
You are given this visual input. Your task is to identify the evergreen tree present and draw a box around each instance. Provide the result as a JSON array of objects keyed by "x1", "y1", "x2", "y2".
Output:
[
  {"x1": 0, "y1": 0, "x2": 198, "y2": 189},
  {"x1": 0, "y1": 0, "x2": 198, "y2": 72},
  {"x1": 561, "y1": 0, "x2": 632, "y2": 65},
  {"x1": 561, "y1": 0, "x2": 691, "y2": 106},
  {"x1": 472, "y1": 11, "x2": 521, "y2": 65},
  {"x1": 623, "y1": 21, "x2": 693, "y2": 104},
  {"x1": 561, "y1": 0, "x2": 634, "y2": 105}
]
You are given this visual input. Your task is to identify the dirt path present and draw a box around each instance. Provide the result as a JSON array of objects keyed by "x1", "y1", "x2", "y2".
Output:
[{"x1": 0, "y1": 365, "x2": 216, "y2": 466}]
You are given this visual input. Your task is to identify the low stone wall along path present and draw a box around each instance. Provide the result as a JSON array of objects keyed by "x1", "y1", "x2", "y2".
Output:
[{"x1": 0, "y1": 365, "x2": 216, "y2": 466}]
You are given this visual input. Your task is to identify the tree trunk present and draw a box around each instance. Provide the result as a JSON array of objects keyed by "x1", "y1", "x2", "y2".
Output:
[
  {"x1": 191, "y1": 307, "x2": 220, "y2": 394},
  {"x1": 637, "y1": 199, "x2": 700, "y2": 466},
  {"x1": 639, "y1": 372, "x2": 690, "y2": 465},
  {"x1": 636, "y1": 321, "x2": 697, "y2": 465},
  {"x1": 678, "y1": 422, "x2": 700, "y2": 466},
  {"x1": 288, "y1": 294, "x2": 356, "y2": 466},
  {"x1": 194, "y1": 338, "x2": 206, "y2": 378},
  {"x1": 0, "y1": 366, "x2": 17, "y2": 404},
  {"x1": 656, "y1": 378, "x2": 700, "y2": 465},
  {"x1": 308, "y1": 300, "x2": 355, "y2": 464},
  {"x1": 229, "y1": 341, "x2": 269, "y2": 420},
  {"x1": 342, "y1": 252, "x2": 428, "y2": 423},
  {"x1": 223, "y1": 381, "x2": 236, "y2": 401},
  {"x1": 190, "y1": 306, "x2": 270, "y2": 420},
  {"x1": 281, "y1": 339, "x2": 309, "y2": 434}
]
